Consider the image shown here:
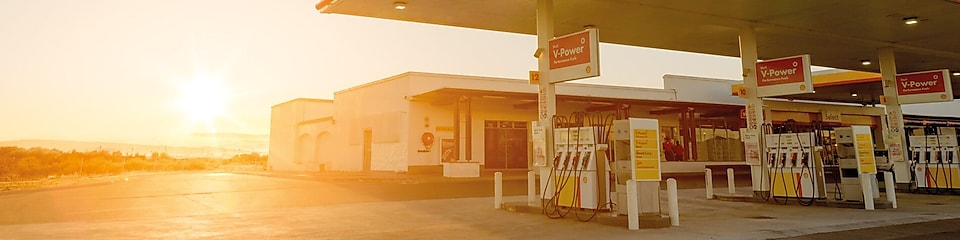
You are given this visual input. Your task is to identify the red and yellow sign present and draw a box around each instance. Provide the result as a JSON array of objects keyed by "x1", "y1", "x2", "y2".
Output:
[
  {"x1": 895, "y1": 69, "x2": 953, "y2": 104},
  {"x1": 755, "y1": 54, "x2": 814, "y2": 97},
  {"x1": 897, "y1": 70, "x2": 948, "y2": 95},
  {"x1": 548, "y1": 28, "x2": 600, "y2": 83},
  {"x1": 757, "y1": 55, "x2": 808, "y2": 87},
  {"x1": 549, "y1": 30, "x2": 591, "y2": 70}
]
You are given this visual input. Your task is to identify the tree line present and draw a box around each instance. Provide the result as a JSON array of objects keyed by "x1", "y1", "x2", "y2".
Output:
[{"x1": 0, "y1": 146, "x2": 267, "y2": 182}]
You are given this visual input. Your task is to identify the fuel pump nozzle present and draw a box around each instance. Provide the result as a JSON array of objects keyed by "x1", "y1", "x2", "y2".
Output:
[
  {"x1": 801, "y1": 151, "x2": 810, "y2": 167},
  {"x1": 790, "y1": 152, "x2": 798, "y2": 167},
  {"x1": 581, "y1": 151, "x2": 591, "y2": 169}
]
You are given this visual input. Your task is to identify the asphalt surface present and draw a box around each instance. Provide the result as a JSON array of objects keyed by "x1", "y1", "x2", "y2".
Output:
[
  {"x1": 776, "y1": 218, "x2": 960, "y2": 240},
  {"x1": 3, "y1": 172, "x2": 960, "y2": 239},
  {"x1": 0, "y1": 172, "x2": 527, "y2": 225}
]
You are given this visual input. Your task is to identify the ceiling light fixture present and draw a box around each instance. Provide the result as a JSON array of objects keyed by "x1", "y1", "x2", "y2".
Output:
[
  {"x1": 903, "y1": 17, "x2": 919, "y2": 25},
  {"x1": 394, "y1": 2, "x2": 406, "y2": 10},
  {"x1": 860, "y1": 60, "x2": 871, "y2": 66},
  {"x1": 953, "y1": 71, "x2": 960, "y2": 76},
  {"x1": 851, "y1": 93, "x2": 859, "y2": 97}
]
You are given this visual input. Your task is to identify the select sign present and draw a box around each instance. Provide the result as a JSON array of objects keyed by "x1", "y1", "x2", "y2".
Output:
[{"x1": 896, "y1": 69, "x2": 953, "y2": 104}]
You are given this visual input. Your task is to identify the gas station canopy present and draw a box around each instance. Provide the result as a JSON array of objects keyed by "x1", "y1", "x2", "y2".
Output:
[{"x1": 317, "y1": 0, "x2": 960, "y2": 101}]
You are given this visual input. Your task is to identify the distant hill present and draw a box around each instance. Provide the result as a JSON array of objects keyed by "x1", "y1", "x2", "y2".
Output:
[{"x1": 0, "y1": 139, "x2": 263, "y2": 159}]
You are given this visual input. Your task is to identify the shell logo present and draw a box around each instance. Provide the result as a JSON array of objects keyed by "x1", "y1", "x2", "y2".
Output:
[
  {"x1": 582, "y1": 177, "x2": 588, "y2": 183},
  {"x1": 800, "y1": 85, "x2": 807, "y2": 91},
  {"x1": 941, "y1": 94, "x2": 948, "y2": 99},
  {"x1": 802, "y1": 173, "x2": 809, "y2": 178},
  {"x1": 586, "y1": 66, "x2": 592, "y2": 73},
  {"x1": 917, "y1": 167, "x2": 924, "y2": 172}
]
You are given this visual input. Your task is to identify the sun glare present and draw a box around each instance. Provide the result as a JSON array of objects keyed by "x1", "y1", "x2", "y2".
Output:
[{"x1": 179, "y1": 78, "x2": 228, "y2": 123}]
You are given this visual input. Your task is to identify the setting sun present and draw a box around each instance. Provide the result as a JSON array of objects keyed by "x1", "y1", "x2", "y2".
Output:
[{"x1": 179, "y1": 78, "x2": 228, "y2": 123}]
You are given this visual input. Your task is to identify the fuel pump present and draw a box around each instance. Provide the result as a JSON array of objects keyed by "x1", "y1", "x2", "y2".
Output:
[
  {"x1": 765, "y1": 130, "x2": 825, "y2": 204},
  {"x1": 541, "y1": 112, "x2": 617, "y2": 222},
  {"x1": 911, "y1": 127, "x2": 960, "y2": 193}
]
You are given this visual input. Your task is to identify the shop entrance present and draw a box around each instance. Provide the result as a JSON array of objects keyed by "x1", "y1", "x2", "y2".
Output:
[{"x1": 484, "y1": 120, "x2": 529, "y2": 169}]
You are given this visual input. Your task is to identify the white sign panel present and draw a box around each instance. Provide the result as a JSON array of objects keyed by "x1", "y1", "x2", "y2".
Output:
[
  {"x1": 742, "y1": 129, "x2": 761, "y2": 165},
  {"x1": 755, "y1": 55, "x2": 814, "y2": 97},
  {"x1": 548, "y1": 28, "x2": 600, "y2": 83},
  {"x1": 896, "y1": 69, "x2": 954, "y2": 104}
]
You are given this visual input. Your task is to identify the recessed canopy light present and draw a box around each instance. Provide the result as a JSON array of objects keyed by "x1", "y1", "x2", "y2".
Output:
[
  {"x1": 953, "y1": 72, "x2": 960, "y2": 76},
  {"x1": 394, "y1": 2, "x2": 406, "y2": 10},
  {"x1": 860, "y1": 60, "x2": 871, "y2": 66},
  {"x1": 851, "y1": 93, "x2": 859, "y2": 97},
  {"x1": 903, "y1": 17, "x2": 919, "y2": 25}
]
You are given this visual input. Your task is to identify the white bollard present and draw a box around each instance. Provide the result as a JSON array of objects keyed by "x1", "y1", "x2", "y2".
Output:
[
  {"x1": 727, "y1": 168, "x2": 736, "y2": 195},
  {"x1": 495, "y1": 172, "x2": 503, "y2": 209},
  {"x1": 528, "y1": 171, "x2": 537, "y2": 207},
  {"x1": 705, "y1": 169, "x2": 714, "y2": 199},
  {"x1": 627, "y1": 179, "x2": 639, "y2": 230},
  {"x1": 667, "y1": 178, "x2": 680, "y2": 227},
  {"x1": 884, "y1": 171, "x2": 897, "y2": 209},
  {"x1": 861, "y1": 173, "x2": 875, "y2": 210}
]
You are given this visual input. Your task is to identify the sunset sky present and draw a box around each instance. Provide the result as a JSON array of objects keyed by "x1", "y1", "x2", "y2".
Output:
[{"x1": 1, "y1": 0, "x2": 809, "y2": 151}]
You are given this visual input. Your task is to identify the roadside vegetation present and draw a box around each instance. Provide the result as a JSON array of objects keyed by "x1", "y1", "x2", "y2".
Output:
[{"x1": 0, "y1": 146, "x2": 267, "y2": 183}]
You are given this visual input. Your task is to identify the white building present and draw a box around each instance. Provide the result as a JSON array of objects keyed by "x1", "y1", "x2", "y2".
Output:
[
  {"x1": 269, "y1": 71, "x2": 960, "y2": 174},
  {"x1": 268, "y1": 72, "x2": 757, "y2": 173}
]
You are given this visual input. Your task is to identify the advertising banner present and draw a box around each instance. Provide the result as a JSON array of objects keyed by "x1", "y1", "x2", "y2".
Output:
[
  {"x1": 548, "y1": 28, "x2": 600, "y2": 83},
  {"x1": 531, "y1": 121, "x2": 546, "y2": 166},
  {"x1": 755, "y1": 55, "x2": 814, "y2": 97},
  {"x1": 895, "y1": 69, "x2": 953, "y2": 104},
  {"x1": 742, "y1": 130, "x2": 761, "y2": 165}
]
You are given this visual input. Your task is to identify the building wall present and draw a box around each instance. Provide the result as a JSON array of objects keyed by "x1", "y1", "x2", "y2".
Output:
[
  {"x1": 902, "y1": 100, "x2": 960, "y2": 118},
  {"x1": 407, "y1": 100, "x2": 446, "y2": 166},
  {"x1": 663, "y1": 74, "x2": 745, "y2": 105},
  {"x1": 268, "y1": 99, "x2": 334, "y2": 172},
  {"x1": 331, "y1": 76, "x2": 411, "y2": 172}
]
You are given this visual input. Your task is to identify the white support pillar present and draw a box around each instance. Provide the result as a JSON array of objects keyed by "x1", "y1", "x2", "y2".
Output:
[
  {"x1": 667, "y1": 178, "x2": 680, "y2": 227},
  {"x1": 740, "y1": 26, "x2": 768, "y2": 194},
  {"x1": 495, "y1": 172, "x2": 503, "y2": 209},
  {"x1": 536, "y1": 0, "x2": 556, "y2": 174},
  {"x1": 627, "y1": 179, "x2": 639, "y2": 230},
  {"x1": 861, "y1": 173, "x2": 876, "y2": 210},
  {"x1": 528, "y1": 170, "x2": 537, "y2": 206},
  {"x1": 884, "y1": 171, "x2": 898, "y2": 208},
  {"x1": 705, "y1": 168, "x2": 714, "y2": 199},
  {"x1": 878, "y1": 47, "x2": 911, "y2": 184},
  {"x1": 727, "y1": 168, "x2": 736, "y2": 195}
]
